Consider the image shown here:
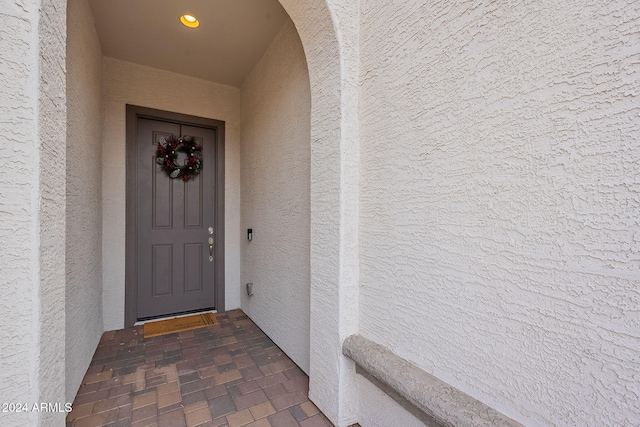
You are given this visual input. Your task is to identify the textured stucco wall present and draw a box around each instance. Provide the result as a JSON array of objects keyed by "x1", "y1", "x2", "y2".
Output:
[
  {"x1": 65, "y1": 0, "x2": 104, "y2": 403},
  {"x1": 358, "y1": 1, "x2": 640, "y2": 426},
  {"x1": 37, "y1": 2, "x2": 67, "y2": 425},
  {"x1": 240, "y1": 20, "x2": 311, "y2": 373},
  {"x1": 0, "y1": 2, "x2": 44, "y2": 425},
  {"x1": 240, "y1": 2, "x2": 364, "y2": 420},
  {"x1": 277, "y1": 1, "x2": 361, "y2": 424},
  {"x1": 102, "y1": 58, "x2": 241, "y2": 330},
  {"x1": 0, "y1": 0, "x2": 67, "y2": 425}
]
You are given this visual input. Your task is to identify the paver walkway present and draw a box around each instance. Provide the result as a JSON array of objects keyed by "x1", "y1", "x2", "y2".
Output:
[{"x1": 66, "y1": 309, "x2": 333, "y2": 427}]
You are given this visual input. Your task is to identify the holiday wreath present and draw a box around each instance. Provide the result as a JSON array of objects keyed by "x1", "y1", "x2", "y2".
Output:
[{"x1": 156, "y1": 136, "x2": 203, "y2": 181}]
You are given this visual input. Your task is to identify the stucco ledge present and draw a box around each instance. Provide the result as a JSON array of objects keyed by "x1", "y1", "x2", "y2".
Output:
[{"x1": 342, "y1": 335, "x2": 524, "y2": 427}]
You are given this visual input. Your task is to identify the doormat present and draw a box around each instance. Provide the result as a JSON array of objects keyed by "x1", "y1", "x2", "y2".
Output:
[{"x1": 143, "y1": 312, "x2": 218, "y2": 338}]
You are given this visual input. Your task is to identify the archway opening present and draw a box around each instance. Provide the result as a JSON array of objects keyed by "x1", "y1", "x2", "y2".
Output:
[{"x1": 67, "y1": 0, "x2": 351, "y2": 421}]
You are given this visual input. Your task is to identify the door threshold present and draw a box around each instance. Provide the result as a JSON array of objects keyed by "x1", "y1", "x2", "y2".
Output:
[{"x1": 134, "y1": 309, "x2": 217, "y2": 326}]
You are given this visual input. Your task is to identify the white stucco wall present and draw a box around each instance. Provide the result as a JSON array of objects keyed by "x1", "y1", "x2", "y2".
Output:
[
  {"x1": 0, "y1": 0, "x2": 67, "y2": 425},
  {"x1": 357, "y1": 1, "x2": 640, "y2": 426},
  {"x1": 65, "y1": 0, "x2": 104, "y2": 403},
  {"x1": 36, "y1": 1, "x2": 68, "y2": 423},
  {"x1": 240, "y1": 20, "x2": 311, "y2": 373},
  {"x1": 0, "y1": 2, "x2": 44, "y2": 426},
  {"x1": 356, "y1": 375, "x2": 424, "y2": 427},
  {"x1": 102, "y1": 58, "x2": 241, "y2": 330},
  {"x1": 0, "y1": 2, "x2": 45, "y2": 426},
  {"x1": 277, "y1": 2, "x2": 361, "y2": 424}
]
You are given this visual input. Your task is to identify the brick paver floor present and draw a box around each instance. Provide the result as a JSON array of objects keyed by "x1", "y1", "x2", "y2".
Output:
[{"x1": 66, "y1": 309, "x2": 334, "y2": 427}]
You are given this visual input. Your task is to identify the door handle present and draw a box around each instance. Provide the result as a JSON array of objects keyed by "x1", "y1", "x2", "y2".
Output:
[{"x1": 207, "y1": 227, "x2": 214, "y2": 261}]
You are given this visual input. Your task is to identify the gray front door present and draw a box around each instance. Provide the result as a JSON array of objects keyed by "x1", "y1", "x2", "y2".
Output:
[{"x1": 135, "y1": 117, "x2": 217, "y2": 319}]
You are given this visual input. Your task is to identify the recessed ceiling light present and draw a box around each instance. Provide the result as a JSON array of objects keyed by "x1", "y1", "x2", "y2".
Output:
[{"x1": 180, "y1": 14, "x2": 200, "y2": 28}]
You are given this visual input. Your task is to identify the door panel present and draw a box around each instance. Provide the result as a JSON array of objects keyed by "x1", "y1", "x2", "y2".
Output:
[
  {"x1": 185, "y1": 176, "x2": 203, "y2": 228},
  {"x1": 184, "y1": 243, "x2": 203, "y2": 292},
  {"x1": 152, "y1": 147, "x2": 173, "y2": 229},
  {"x1": 136, "y1": 118, "x2": 216, "y2": 319},
  {"x1": 152, "y1": 244, "x2": 173, "y2": 296}
]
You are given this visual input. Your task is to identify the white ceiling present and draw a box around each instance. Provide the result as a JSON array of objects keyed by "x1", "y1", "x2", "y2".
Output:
[{"x1": 88, "y1": 0, "x2": 290, "y2": 88}]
